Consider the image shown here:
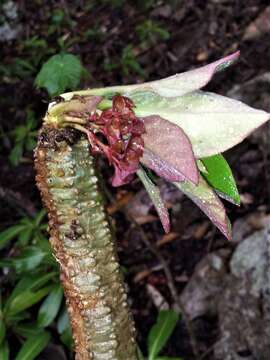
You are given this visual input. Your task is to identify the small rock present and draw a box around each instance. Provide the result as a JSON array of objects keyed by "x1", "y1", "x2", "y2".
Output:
[
  {"x1": 215, "y1": 224, "x2": 270, "y2": 359},
  {"x1": 243, "y1": 7, "x2": 270, "y2": 41},
  {"x1": 0, "y1": 1, "x2": 22, "y2": 41},
  {"x1": 151, "y1": 5, "x2": 172, "y2": 18},
  {"x1": 180, "y1": 249, "x2": 231, "y2": 319},
  {"x1": 231, "y1": 226, "x2": 270, "y2": 296},
  {"x1": 147, "y1": 284, "x2": 169, "y2": 310},
  {"x1": 227, "y1": 73, "x2": 270, "y2": 149},
  {"x1": 228, "y1": 72, "x2": 270, "y2": 112}
]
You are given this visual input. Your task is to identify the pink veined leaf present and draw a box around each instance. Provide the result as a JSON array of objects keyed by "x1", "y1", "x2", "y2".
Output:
[
  {"x1": 174, "y1": 175, "x2": 232, "y2": 239},
  {"x1": 140, "y1": 115, "x2": 198, "y2": 184},
  {"x1": 61, "y1": 52, "x2": 240, "y2": 99},
  {"x1": 133, "y1": 91, "x2": 270, "y2": 158},
  {"x1": 137, "y1": 51, "x2": 240, "y2": 97},
  {"x1": 137, "y1": 167, "x2": 170, "y2": 233}
]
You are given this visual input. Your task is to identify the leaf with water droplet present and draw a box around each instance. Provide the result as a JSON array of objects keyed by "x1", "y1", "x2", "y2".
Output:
[
  {"x1": 60, "y1": 52, "x2": 240, "y2": 99},
  {"x1": 137, "y1": 167, "x2": 170, "y2": 233},
  {"x1": 201, "y1": 154, "x2": 240, "y2": 205},
  {"x1": 141, "y1": 115, "x2": 198, "y2": 184},
  {"x1": 63, "y1": 51, "x2": 240, "y2": 100},
  {"x1": 136, "y1": 51, "x2": 240, "y2": 97},
  {"x1": 174, "y1": 175, "x2": 232, "y2": 239},
  {"x1": 132, "y1": 90, "x2": 269, "y2": 158}
]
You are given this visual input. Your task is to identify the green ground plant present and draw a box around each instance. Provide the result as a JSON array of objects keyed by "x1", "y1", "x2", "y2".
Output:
[
  {"x1": 8, "y1": 109, "x2": 38, "y2": 166},
  {"x1": 145, "y1": 310, "x2": 182, "y2": 360},
  {"x1": 35, "y1": 53, "x2": 86, "y2": 97},
  {"x1": 136, "y1": 20, "x2": 170, "y2": 48},
  {"x1": 0, "y1": 210, "x2": 73, "y2": 359},
  {"x1": 121, "y1": 45, "x2": 145, "y2": 77},
  {"x1": 0, "y1": 199, "x2": 179, "y2": 360}
]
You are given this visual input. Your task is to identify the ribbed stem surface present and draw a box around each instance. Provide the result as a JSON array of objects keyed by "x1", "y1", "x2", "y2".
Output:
[{"x1": 35, "y1": 127, "x2": 137, "y2": 360}]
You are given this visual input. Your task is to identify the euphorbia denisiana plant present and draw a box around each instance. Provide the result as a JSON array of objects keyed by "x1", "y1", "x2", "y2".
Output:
[
  {"x1": 35, "y1": 51, "x2": 269, "y2": 360},
  {"x1": 45, "y1": 51, "x2": 269, "y2": 238}
]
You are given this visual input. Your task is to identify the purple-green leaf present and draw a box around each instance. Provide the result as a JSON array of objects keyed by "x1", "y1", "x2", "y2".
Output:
[
  {"x1": 129, "y1": 51, "x2": 239, "y2": 97},
  {"x1": 141, "y1": 115, "x2": 198, "y2": 184},
  {"x1": 137, "y1": 167, "x2": 170, "y2": 233},
  {"x1": 174, "y1": 175, "x2": 232, "y2": 239},
  {"x1": 60, "y1": 52, "x2": 240, "y2": 99},
  {"x1": 133, "y1": 91, "x2": 269, "y2": 158},
  {"x1": 201, "y1": 154, "x2": 240, "y2": 205}
]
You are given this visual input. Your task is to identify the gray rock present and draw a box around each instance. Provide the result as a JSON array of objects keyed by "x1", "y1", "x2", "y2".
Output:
[
  {"x1": 0, "y1": 1, "x2": 22, "y2": 42},
  {"x1": 228, "y1": 73, "x2": 270, "y2": 112},
  {"x1": 215, "y1": 225, "x2": 270, "y2": 360},
  {"x1": 230, "y1": 226, "x2": 270, "y2": 296}
]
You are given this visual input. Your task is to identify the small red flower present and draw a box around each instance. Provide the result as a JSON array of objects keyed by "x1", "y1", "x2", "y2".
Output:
[{"x1": 87, "y1": 95, "x2": 145, "y2": 186}]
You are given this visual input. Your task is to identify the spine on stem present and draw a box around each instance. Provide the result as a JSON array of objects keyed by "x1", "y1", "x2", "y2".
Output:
[{"x1": 34, "y1": 125, "x2": 136, "y2": 360}]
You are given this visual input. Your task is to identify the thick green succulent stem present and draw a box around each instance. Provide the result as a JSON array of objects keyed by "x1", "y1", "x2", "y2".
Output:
[{"x1": 34, "y1": 125, "x2": 137, "y2": 360}]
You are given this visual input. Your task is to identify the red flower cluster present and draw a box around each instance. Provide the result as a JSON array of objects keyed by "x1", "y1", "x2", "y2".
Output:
[{"x1": 87, "y1": 95, "x2": 145, "y2": 186}]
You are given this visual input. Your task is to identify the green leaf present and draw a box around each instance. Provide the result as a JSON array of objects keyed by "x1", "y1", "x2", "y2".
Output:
[
  {"x1": 7, "y1": 272, "x2": 57, "y2": 306},
  {"x1": 137, "y1": 167, "x2": 170, "y2": 233},
  {"x1": 18, "y1": 228, "x2": 33, "y2": 246},
  {"x1": 12, "y1": 125, "x2": 28, "y2": 141},
  {"x1": 0, "y1": 295, "x2": 5, "y2": 344},
  {"x1": 0, "y1": 225, "x2": 26, "y2": 250},
  {"x1": 201, "y1": 154, "x2": 240, "y2": 205},
  {"x1": 57, "y1": 308, "x2": 73, "y2": 349},
  {"x1": 155, "y1": 357, "x2": 183, "y2": 360},
  {"x1": 0, "y1": 341, "x2": 9, "y2": 360},
  {"x1": 2, "y1": 247, "x2": 45, "y2": 273},
  {"x1": 57, "y1": 308, "x2": 70, "y2": 335},
  {"x1": 34, "y1": 209, "x2": 46, "y2": 227},
  {"x1": 6, "y1": 312, "x2": 29, "y2": 324},
  {"x1": 4, "y1": 273, "x2": 55, "y2": 319},
  {"x1": 136, "y1": 20, "x2": 170, "y2": 43},
  {"x1": 174, "y1": 175, "x2": 232, "y2": 239},
  {"x1": 0, "y1": 317, "x2": 5, "y2": 345},
  {"x1": 13, "y1": 323, "x2": 44, "y2": 338},
  {"x1": 34, "y1": 236, "x2": 55, "y2": 264},
  {"x1": 67, "y1": 52, "x2": 239, "y2": 98},
  {"x1": 121, "y1": 45, "x2": 145, "y2": 77},
  {"x1": 5, "y1": 285, "x2": 54, "y2": 317},
  {"x1": 25, "y1": 137, "x2": 36, "y2": 151},
  {"x1": 35, "y1": 53, "x2": 84, "y2": 96},
  {"x1": 15, "y1": 331, "x2": 50, "y2": 360},
  {"x1": 148, "y1": 310, "x2": 179, "y2": 360},
  {"x1": 9, "y1": 143, "x2": 24, "y2": 166},
  {"x1": 60, "y1": 328, "x2": 73, "y2": 349},
  {"x1": 136, "y1": 346, "x2": 145, "y2": 360},
  {"x1": 37, "y1": 284, "x2": 63, "y2": 327}
]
